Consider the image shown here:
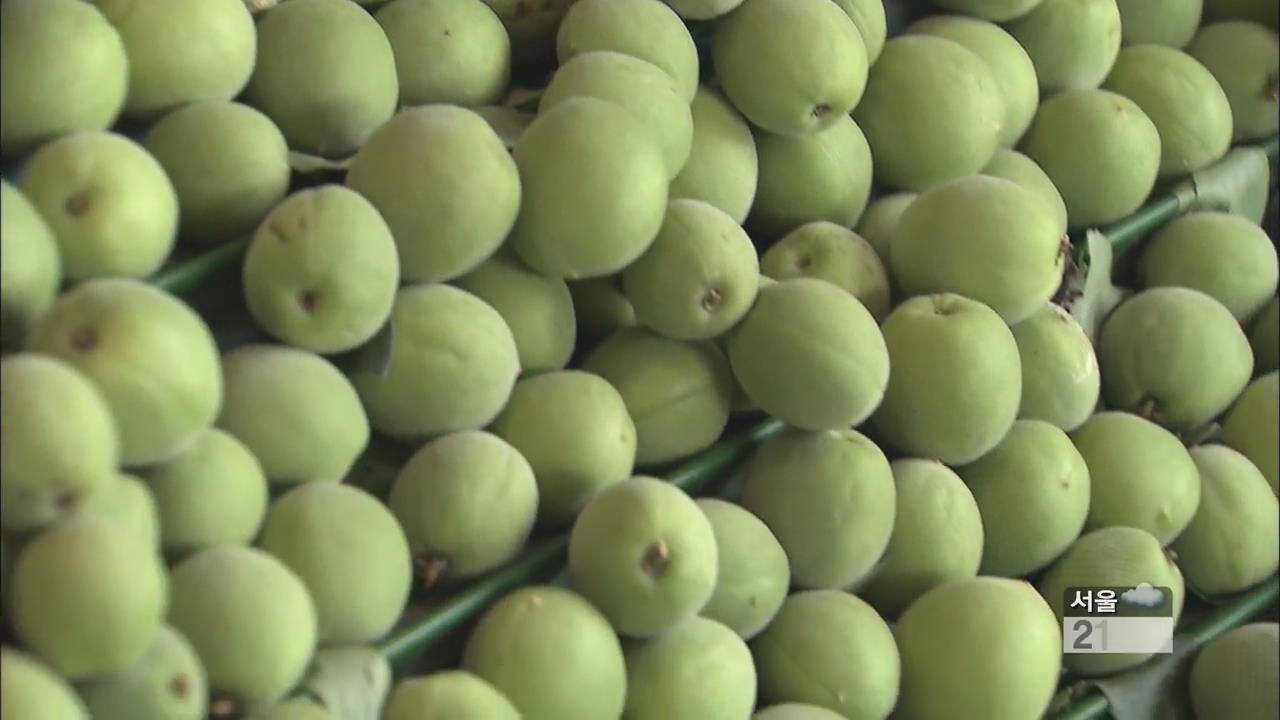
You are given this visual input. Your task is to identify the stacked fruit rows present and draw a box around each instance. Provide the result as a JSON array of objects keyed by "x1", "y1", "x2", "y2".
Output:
[{"x1": 1, "y1": 0, "x2": 1278, "y2": 718}]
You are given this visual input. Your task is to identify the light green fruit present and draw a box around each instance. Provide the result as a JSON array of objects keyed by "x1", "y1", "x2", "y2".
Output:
[
  {"x1": 219, "y1": 344, "x2": 369, "y2": 485},
  {"x1": 1010, "y1": 302, "x2": 1101, "y2": 432},
  {"x1": 78, "y1": 625, "x2": 207, "y2": 720},
  {"x1": 80, "y1": 474, "x2": 160, "y2": 548},
  {"x1": 1, "y1": 355, "x2": 116, "y2": 532},
  {"x1": 19, "y1": 132, "x2": 178, "y2": 281},
  {"x1": 479, "y1": 0, "x2": 575, "y2": 71},
  {"x1": 670, "y1": 86, "x2": 758, "y2": 225},
  {"x1": 489, "y1": 370, "x2": 637, "y2": 527},
  {"x1": 1190, "y1": 623, "x2": 1279, "y2": 720},
  {"x1": 1099, "y1": 287, "x2": 1253, "y2": 431},
  {"x1": 258, "y1": 483, "x2": 412, "y2": 644},
  {"x1": 243, "y1": 185, "x2": 399, "y2": 354},
  {"x1": 145, "y1": 100, "x2": 291, "y2": 246},
  {"x1": 623, "y1": 616, "x2": 757, "y2": 720},
  {"x1": 27, "y1": 279, "x2": 222, "y2": 467},
  {"x1": 1116, "y1": 0, "x2": 1203, "y2": 47},
  {"x1": 143, "y1": 428, "x2": 268, "y2": 559},
  {"x1": 982, "y1": 149, "x2": 1070, "y2": 240},
  {"x1": 1251, "y1": 298, "x2": 1280, "y2": 374},
  {"x1": 1139, "y1": 211, "x2": 1278, "y2": 323},
  {"x1": 711, "y1": 0, "x2": 868, "y2": 136},
  {"x1": 249, "y1": 700, "x2": 335, "y2": 720},
  {"x1": 751, "y1": 590, "x2": 899, "y2": 718},
  {"x1": 740, "y1": 428, "x2": 895, "y2": 589},
  {"x1": 1038, "y1": 526, "x2": 1184, "y2": 675},
  {"x1": 754, "y1": 704, "x2": 847, "y2": 720},
  {"x1": 168, "y1": 546, "x2": 317, "y2": 714},
  {"x1": 462, "y1": 585, "x2": 627, "y2": 720},
  {"x1": 568, "y1": 277, "x2": 638, "y2": 343},
  {"x1": 665, "y1": 0, "x2": 745, "y2": 20},
  {"x1": 1007, "y1": 0, "x2": 1123, "y2": 93},
  {"x1": 1174, "y1": 445, "x2": 1279, "y2": 596},
  {"x1": 508, "y1": 97, "x2": 668, "y2": 279},
  {"x1": 454, "y1": 248, "x2": 576, "y2": 374},
  {"x1": 831, "y1": 0, "x2": 887, "y2": 63},
  {"x1": 1071, "y1": 411, "x2": 1201, "y2": 544},
  {"x1": 1187, "y1": 21, "x2": 1280, "y2": 141},
  {"x1": 909, "y1": 16, "x2": 1039, "y2": 147},
  {"x1": 896, "y1": 577, "x2": 1061, "y2": 719},
  {"x1": 747, "y1": 115, "x2": 873, "y2": 239},
  {"x1": 870, "y1": 294, "x2": 1023, "y2": 465},
  {"x1": 582, "y1": 329, "x2": 733, "y2": 466},
  {"x1": 1203, "y1": 0, "x2": 1279, "y2": 29},
  {"x1": 853, "y1": 35, "x2": 1004, "y2": 192},
  {"x1": 1020, "y1": 89, "x2": 1162, "y2": 229},
  {"x1": 568, "y1": 476, "x2": 718, "y2": 637},
  {"x1": 623, "y1": 199, "x2": 760, "y2": 340},
  {"x1": 891, "y1": 175, "x2": 1065, "y2": 324},
  {"x1": 1, "y1": 181, "x2": 60, "y2": 350},
  {"x1": 726, "y1": 278, "x2": 890, "y2": 431},
  {"x1": 1221, "y1": 372, "x2": 1279, "y2": 493},
  {"x1": 247, "y1": 0, "x2": 398, "y2": 158},
  {"x1": 956, "y1": 419, "x2": 1091, "y2": 577},
  {"x1": 0, "y1": 0, "x2": 127, "y2": 157},
  {"x1": 389, "y1": 430, "x2": 538, "y2": 586},
  {"x1": 695, "y1": 499, "x2": 789, "y2": 640},
  {"x1": 1102, "y1": 45, "x2": 1233, "y2": 177},
  {"x1": 377, "y1": 0, "x2": 510, "y2": 107},
  {"x1": 351, "y1": 284, "x2": 519, "y2": 441},
  {"x1": 861, "y1": 459, "x2": 984, "y2": 618},
  {"x1": 346, "y1": 105, "x2": 520, "y2": 283},
  {"x1": 384, "y1": 671, "x2": 520, "y2": 720},
  {"x1": 541, "y1": 51, "x2": 693, "y2": 180},
  {"x1": 92, "y1": 0, "x2": 255, "y2": 119},
  {"x1": 761, "y1": 222, "x2": 890, "y2": 321},
  {"x1": 10, "y1": 513, "x2": 166, "y2": 679},
  {"x1": 557, "y1": 0, "x2": 699, "y2": 102},
  {"x1": 0, "y1": 648, "x2": 89, "y2": 720},
  {"x1": 931, "y1": 0, "x2": 1046, "y2": 21},
  {"x1": 855, "y1": 192, "x2": 917, "y2": 262}
]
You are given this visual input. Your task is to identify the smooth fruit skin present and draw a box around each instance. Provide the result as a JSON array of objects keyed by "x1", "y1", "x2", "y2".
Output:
[
  {"x1": 622, "y1": 616, "x2": 757, "y2": 720},
  {"x1": 10, "y1": 514, "x2": 167, "y2": 680},
  {"x1": 760, "y1": 222, "x2": 890, "y2": 321},
  {"x1": 0, "y1": 181, "x2": 61, "y2": 350},
  {"x1": 726, "y1": 277, "x2": 890, "y2": 432},
  {"x1": 1190, "y1": 623, "x2": 1279, "y2": 720},
  {"x1": 666, "y1": 0, "x2": 745, "y2": 21},
  {"x1": 1220, "y1": 372, "x2": 1280, "y2": 493},
  {"x1": 167, "y1": 546, "x2": 318, "y2": 714},
  {"x1": 1098, "y1": 287, "x2": 1253, "y2": 432},
  {"x1": 931, "y1": 0, "x2": 1046, "y2": 22},
  {"x1": 0, "y1": 0, "x2": 127, "y2": 157},
  {"x1": 740, "y1": 428, "x2": 896, "y2": 590},
  {"x1": 462, "y1": 586, "x2": 627, "y2": 720},
  {"x1": 26, "y1": 279, "x2": 223, "y2": 468},
  {"x1": 1173, "y1": 445, "x2": 1279, "y2": 597},
  {"x1": 832, "y1": 0, "x2": 887, "y2": 63},
  {"x1": 894, "y1": 576, "x2": 1062, "y2": 719},
  {"x1": 753, "y1": 704, "x2": 847, "y2": 720},
  {"x1": 1071, "y1": 412, "x2": 1201, "y2": 544},
  {"x1": 669, "y1": 86, "x2": 759, "y2": 225},
  {"x1": 377, "y1": 0, "x2": 511, "y2": 107},
  {"x1": 0, "y1": 647, "x2": 90, "y2": 720},
  {"x1": 557, "y1": 0, "x2": 700, "y2": 102},
  {"x1": 982, "y1": 149, "x2": 1070, "y2": 240},
  {"x1": 1010, "y1": 302, "x2": 1101, "y2": 432},
  {"x1": 751, "y1": 590, "x2": 900, "y2": 718},
  {"x1": 568, "y1": 477, "x2": 719, "y2": 637},
  {"x1": 1007, "y1": 0, "x2": 1123, "y2": 93},
  {"x1": 78, "y1": 624, "x2": 208, "y2": 720},
  {"x1": 79, "y1": 474, "x2": 161, "y2": 549},
  {"x1": 957, "y1": 420, "x2": 1091, "y2": 578},
  {"x1": 1115, "y1": 0, "x2": 1204, "y2": 47},
  {"x1": 383, "y1": 671, "x2": 520, "y2": 720},
  {"x1": 145, "y1": 100, "x2": 291, "y2": 246},
  {"x1": 855, "y1": 192, "x2": 917, "y2": 263},
  {"x1": 711, "y1": 0, "x2": 869, "y2": 136},
  {"x1": 695, "y1": 499, "x2": 790, "y2": 640},
  {"x1": 869, "y1": 294, "x2": 1023, "y2": 466},
  {"x1": 1187, "y1": 21, "x2": 1280, "y2": 141},
  {"x1": 1, "y1": 354, "x2": 117, "y2": 533}
]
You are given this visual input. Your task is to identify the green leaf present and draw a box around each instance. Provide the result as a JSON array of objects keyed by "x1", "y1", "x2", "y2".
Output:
[
  {"x1": 1187, "y1": 146, "x2": 1272, "y2": 224},
  {"x1": 297, "y1": 646, "x2": 392, "y2": 720},
  {"x1": 1066, "y1": 230, "x2": 1131, "y2": 343}
]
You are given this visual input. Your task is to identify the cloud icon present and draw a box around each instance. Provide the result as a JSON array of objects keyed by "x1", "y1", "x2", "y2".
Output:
[{"x1": 1121, "y1": 582, "x2": 1165, "y2": 607}]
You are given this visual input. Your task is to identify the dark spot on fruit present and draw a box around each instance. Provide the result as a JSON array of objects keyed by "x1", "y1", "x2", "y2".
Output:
[
  {"x1": 71, "y1": 326, "x2": 99, "y2": 352},
  {"x1": 796, "y1": 254, "x2": 813, "y2": 270},
  {"x1": 443, "y1": 28, "x2": 451, "y2": 36},
  {"x1": 54, "y1": 490, "x2": 79, "y2": 511},
  {"x1": 170, "y1": 675, "x2": 189, "y2": 698},
  {"x1": 811, "y1": 103, "x2": 831, "y2": 119},
  {"x1": 64, "y1": 191, "x2": 92, "y2": 217},
  {"x1": 642, "y1": 540, "x2": 671, "y2": 579},
  {"x1": 700, "y1": 286, "x2": 723, "y2": 312},
  {"x1": 298, "y1": 290, "x2": 319, "y2": 313}
]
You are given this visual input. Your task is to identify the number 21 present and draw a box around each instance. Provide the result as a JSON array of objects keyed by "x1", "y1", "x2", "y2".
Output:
[{"x1": 1073, "y1": 619, "x2": 1107, "y2": 650}]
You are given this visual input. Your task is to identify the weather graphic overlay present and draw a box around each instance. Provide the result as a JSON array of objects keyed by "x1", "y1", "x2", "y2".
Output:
[{"x1": 1063, "y1": 583, "x2": 1177, "y2": 655}]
